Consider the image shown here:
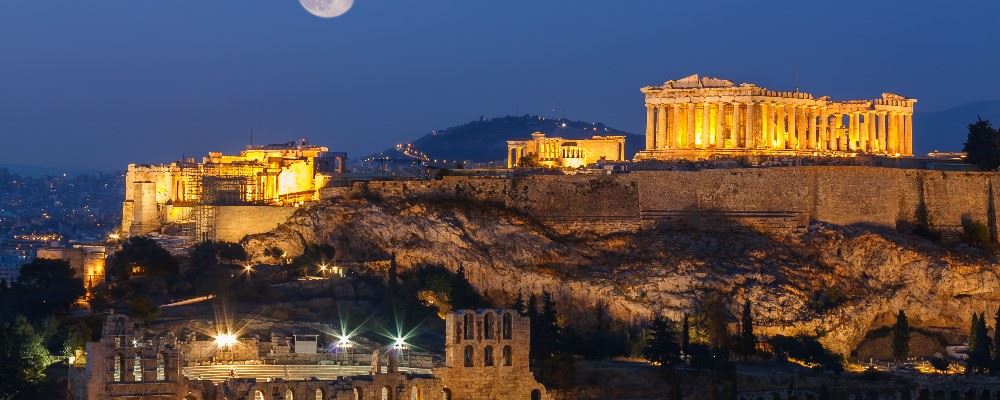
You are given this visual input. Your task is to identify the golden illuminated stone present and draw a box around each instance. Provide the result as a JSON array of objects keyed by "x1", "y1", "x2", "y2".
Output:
[{"x1": 636, "y1": 74, "x2": 917, "y2": 160}]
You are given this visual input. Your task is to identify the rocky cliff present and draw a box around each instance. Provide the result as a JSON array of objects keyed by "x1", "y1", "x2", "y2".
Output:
[{"x1": 243, "y1": 193, "x2": 1000, "y2": 356}]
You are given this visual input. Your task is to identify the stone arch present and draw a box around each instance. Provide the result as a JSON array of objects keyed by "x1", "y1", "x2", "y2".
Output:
[
  {"x1": 463, "y1": 313, "x2": 474, "y2": 340},
  {"x1": 502, "y1": 312, "x2": 513, "y2": 339},
  {"x1": 382, "y1": 386, "x2": 392, "y2": 400},
  {"x1": 484, "y1": 345, "x2": 494, "y2": 366},
  {"x1": 441, "y1": 388, "x2": 452, "y2": 400},
  {"x1": 353, "y1": 387, "x2": 362, "y2": 400},
  {"x1": 156, "y1": 352, "x2": 166, "y2": 381},
  {"x1": 133, "y1": 353, "x2": 143, "y2": 382},
  {"x1": 254, "y1": 390, "x2": 266, "y2": 400},
  {"x1": 484, "y1": 312, "x2": 496, "y2": 340},
  {"x1": 284, "y1": 388, "x2": 293, "y2": 400},
  {"x1": 531, "y1": 389, "x2": 541, "y2": 400},
  {"x1": 410, "y1": 384, "x2": 420, "y2": 400},
  {"x1": 113, "y1": 353, "x2": 123, "y2": 382},
  {"x1": 502, "y1": 345, "x2": 512, "y2": 366},
  {"x1": 464, "y1": 345, "x2": 474, "y2": 367},
  {"x1": 314, "y1": 388, "x2": 324, "y2": 400}
]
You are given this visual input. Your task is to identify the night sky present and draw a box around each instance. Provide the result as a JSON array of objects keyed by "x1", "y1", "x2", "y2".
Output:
[{"x1": 2, "y1": 0, "x2": 998, "y2": 170}]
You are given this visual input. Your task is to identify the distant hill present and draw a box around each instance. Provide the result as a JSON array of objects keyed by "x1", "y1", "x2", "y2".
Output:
[
  {"x1": 383, "y1": 115, "x2": 641, "y2": 163},
  {"x1": 915, "y1": 100, "x2": 1000, "y2": 154}
]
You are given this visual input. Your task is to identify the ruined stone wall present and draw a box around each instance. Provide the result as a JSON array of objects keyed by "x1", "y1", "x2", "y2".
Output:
[
  {"x1": 346, "y1": 168, "x2": 1000, "y2": 237},
  {"x1": 213, "y1": 206, "x2": 298, "y2": 243}
]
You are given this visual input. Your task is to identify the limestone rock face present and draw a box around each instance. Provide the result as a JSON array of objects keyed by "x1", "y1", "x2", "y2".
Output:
[{"x1": 243, "y1": 195, "x2": 1000, "y2": 355}]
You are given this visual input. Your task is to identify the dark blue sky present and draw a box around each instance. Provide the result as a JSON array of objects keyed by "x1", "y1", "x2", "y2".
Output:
[{"x1": 2, "y1": 0, "x2": 998, "y2": 170}]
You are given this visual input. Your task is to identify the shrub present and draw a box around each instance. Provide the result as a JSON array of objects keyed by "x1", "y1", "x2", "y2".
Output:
[{"x1": 962, "y1": 218, "x2": 993, "y2": 248}]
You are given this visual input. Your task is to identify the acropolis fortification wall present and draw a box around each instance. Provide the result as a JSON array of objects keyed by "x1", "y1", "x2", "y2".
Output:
[{"x1": 344, "y1": 167, "x2": 1000, "y2": 237}]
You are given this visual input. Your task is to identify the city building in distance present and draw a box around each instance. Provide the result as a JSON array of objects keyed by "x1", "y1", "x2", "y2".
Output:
[
  {"x1": 506, "y1": 132, "x2": 627, "y2": 168},
  {"x1": 636, "y1": 74, "x2": 917, "y2": 160}
]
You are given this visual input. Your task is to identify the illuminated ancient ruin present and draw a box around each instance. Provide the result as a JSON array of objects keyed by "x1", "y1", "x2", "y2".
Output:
[
  {"x1": 121, "y1": 140, "x2": 345, "y2": 238},
  {"x1": 635, "y1": 74, "x2": 917, "y2": 160},
  {"x1": 69, "y1": 310, "x2": 549, "y2": 400},
  {"x1": 507, "y1": 132, "x2": 627, "y2": 168}
]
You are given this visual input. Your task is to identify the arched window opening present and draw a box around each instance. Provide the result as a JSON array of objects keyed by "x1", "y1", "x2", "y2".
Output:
[
  {"x1": 254, "y1": 390, "x2": 265, "y2": 400},
  {"x1": 156, "y1": 353, "x2": 166, "y2": 381},
  {"x1": 316, "y1": 388, "x2": 324, "y2": 400},
  {"x1": 441, "y1": 388, "x2": 452, "y2": 400},
  {"x1": 133, "y1": 354, "x2": 142, "y2": 382},
  {"x1": 502, "y1": 313, "x2": 513, "y2": 340},
  {"x1": 285, "y1": 389, "x2": 294, "y2": 400},
  {"x1": 463, "y1": 314, "x2": 474, "y2": 340},
  {"x1": 113, "y1": 354, "x2": 122, "y2": 382},
  {"x1": 484, "y1": 346, "x2": 494, "y2": 366},
  {"x1": 484, "y1": 313, "x2": 495, "y2": 339},
  {"x1": 410, "y1": 385, "x2": 420, "y2": 400},
  {"x1": 502, "y1": 345, "x2": 512, "y2": 366},
  {"x1": 531, "y1": 389, "x2": 541, "y2": 400},
  {"x1": 382, "y1": 386, "x2": 392, "y2": 400},
  {"x1": 353, "y1": 388, "x2": 362, "y2": 400},
  {"x1": 463, "y1": 345, "x2": 474, "y2": 367}
]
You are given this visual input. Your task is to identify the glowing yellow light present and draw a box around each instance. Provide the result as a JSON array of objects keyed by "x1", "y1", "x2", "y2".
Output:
[
  {"x1": 214, "y1": 333, "x2": 238, "y2": 348},
  {"x1": 392, "y1": 337, "x2": 408, "y2": 350}
]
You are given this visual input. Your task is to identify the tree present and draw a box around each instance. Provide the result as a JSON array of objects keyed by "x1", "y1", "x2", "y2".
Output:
[
  {"x1": 510, "y1": 292, "x2": 526, "y2": 315},
  {"x1": 643, "y1": 314, "x2": 680, "y2": 365},
  {"x1": 963, "y1": 118, "x2": 1000, "y2": 171},
  {"x1": 2, "y1": 258, "x2": 85, "y2": 319},
  {"x1": 701, "y1": 292, "x2": 730, "y2": 350},
  {"x1": 967, "y1": 312, "x2": 992, "y2": 374},
  {"x1": 740, "y1": 300, "x2": 756, "y2": 359},
  {"x1": 681, "y1": 313, "x2": 690, "y2": 358},
  {"x1": 892, "y1": 310, "x2": 910, "y2": 360},
  {"x1": 992, "y1": 308, "x2": 1000, "y2": 372},
  {"x1": 107, "y1": 236, "x2": 179, "y2": 282},
  {"x1": 530, "y1": 292, "x2": 561, "y2": 361},
  {"x1": 0, "y1": 315, "x2": 51, "y2": 396}
]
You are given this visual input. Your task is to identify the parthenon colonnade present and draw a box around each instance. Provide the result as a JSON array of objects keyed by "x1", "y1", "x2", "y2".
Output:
[{"x1": 636, "y1": 74, "x2": 917, "y2": 160}]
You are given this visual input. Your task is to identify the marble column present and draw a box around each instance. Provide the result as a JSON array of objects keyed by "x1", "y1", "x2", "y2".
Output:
[
  {"x1": 904, "y1": 113, "x2": 913, "y2": 156},
  {"x1": 818, "y1": 109, "x2": 828, "y2": 151},
  {"x1": 669, "y1": 104, "x2": 680, "y2": 149},
  {"x1": 848, "y1": 112, "x2": 859, "y2": 151},
  {"x1": 700, "y1": 102, "x2": 710, "y2": 148},
  {"x1": 788, "y1": 105, "x2": 798, "y2": 150},
  {"x1": 878, "y1": 112, "x2": 888, "y2": 153},
  {"x1": 731, "y1": 102, "x2": 741, "y2": 149},
  {"x1": 775, "y1": 104, "x2": 786, "y2": 149},
  {"x1": 806, "y1": 107, "x2": 815, "y2": 150},
  {"x1": 760, "y1": 102, "x2": 770, "y2": 148},
  {"x1": 887, "y1": 112, "x2": 898, "y2": 154},
  {"x1": 715, "y1": 103, "x2": 726, "y2": 148},
  {"x1": 645, "y1": 104, "x2": 655, "y2": 150},
  {"x1": 867, "y1": 111, "x2": 877, "y2": 152},
  {"x1": 686, "y1": 103, "x2": 696, "y2": 149},
  {"x1": 745, "y1": 102, "x2": 756, "y2": 148},
  {"x1": 656, "y1": 105, "x2": 668, "y2": 149}
]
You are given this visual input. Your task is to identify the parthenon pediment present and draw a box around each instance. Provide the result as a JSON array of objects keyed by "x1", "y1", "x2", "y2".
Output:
[{"x1": 663, "y1": 74, "x2": 735, "y2": 89}]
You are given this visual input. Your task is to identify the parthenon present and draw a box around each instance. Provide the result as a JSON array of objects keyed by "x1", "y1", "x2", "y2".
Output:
[{"x1": 635, "y1": 74, "x2": 917, "y2": 160}]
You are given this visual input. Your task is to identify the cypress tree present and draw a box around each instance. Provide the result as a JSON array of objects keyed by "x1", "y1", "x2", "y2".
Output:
[
  {"x1": 969, "y1": 312, "x2": 992, "y2": 373},
  {"x1": 643, "y1": 314, "x2": 680, "y2": 365},
  {"x1": 540, "y1": 291, "x2": 561, "y2": 357},
  {"x1": 740, "y1": 300, "x2": 755, "y2": 358},
  {"x1": 681, "y1": 313, "x2": 691, "y2": 358},
  {"x1": 992, "y1": 308, "x2": 1000, "y2": 372},
  {"x1": 892, "y1": 310, "x2": 910, "y2": 360},
  {"x1": 510, "y1": 292, "x2": 526, "y2": 315}
]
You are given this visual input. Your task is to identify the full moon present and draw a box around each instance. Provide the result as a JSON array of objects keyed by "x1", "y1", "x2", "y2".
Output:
[{"x1": 299, "y1": 0, "x2": 354, "y2": 18}]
